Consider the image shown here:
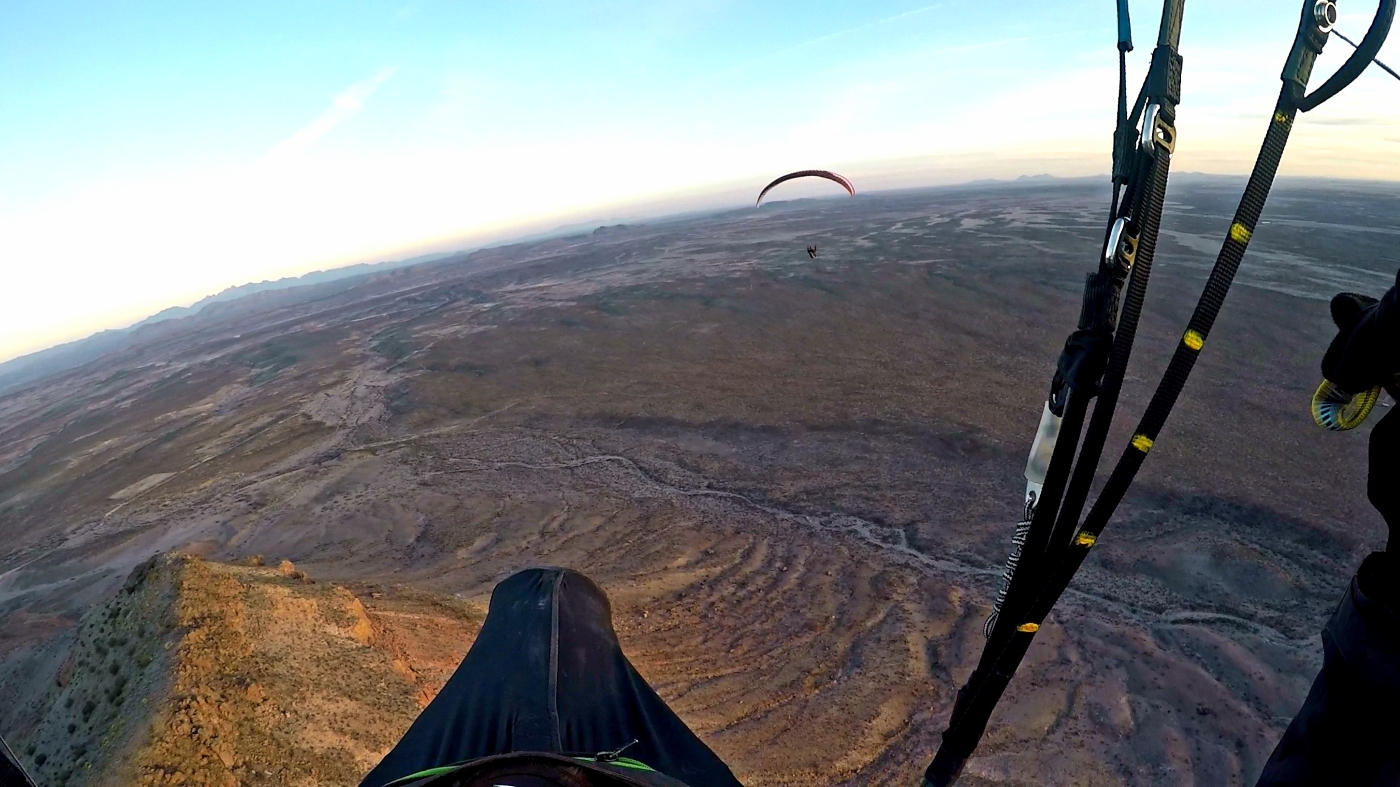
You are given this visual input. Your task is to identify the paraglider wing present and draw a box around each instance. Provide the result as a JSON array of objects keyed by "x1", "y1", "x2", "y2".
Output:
[{"x1": 755, "y1": 170, "x2": 855, "y2": 206}]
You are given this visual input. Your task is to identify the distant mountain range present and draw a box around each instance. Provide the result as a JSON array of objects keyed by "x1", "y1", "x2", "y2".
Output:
[
  {"x1": 8, "y1": 173, "x2": 1383, "y2": 398},
  {"x1": 131, "y1": 252, "x2": 455, "y2": 328},
  {"x1": 0, "y1": 251, "x2": 452, "y2": 395}
]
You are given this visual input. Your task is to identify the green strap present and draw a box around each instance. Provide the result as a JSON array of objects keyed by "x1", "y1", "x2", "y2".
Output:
[
  {"x1": 380, "y1": 765, "x2": 460, "y2": 787},
  {"x1": 585, "y1": 756, "x2": 657, "y2": 772},
  {"x1": 383, "y1": 755, "x2": 659, "y2": 786}
]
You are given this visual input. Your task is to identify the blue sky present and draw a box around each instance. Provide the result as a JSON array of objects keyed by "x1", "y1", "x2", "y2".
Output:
[{"x1": 3, "y1": 1, "x2": 1399, "y2": 362}]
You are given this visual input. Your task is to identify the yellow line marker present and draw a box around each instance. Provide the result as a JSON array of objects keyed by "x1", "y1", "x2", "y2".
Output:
[
  {"x1": 1131, "y1": 434, "x2": 1154, "y2": 453},
  {"x1": 1183, "y1": 330, "x2": 1204, "y2": 351},
  {"x1": 1075, "y1": 532, "x2": 1097, "y2": 547},
  {"x1": 1230, "y1": 222, "x2": 1252, "y2": 244},
  {"x1": 1017, "y1": 623, "x2": 1040, "y2": 633}
]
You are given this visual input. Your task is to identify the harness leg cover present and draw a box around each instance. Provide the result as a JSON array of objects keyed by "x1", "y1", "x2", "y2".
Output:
[{"x1": 359, "y1": 567, "x2": 741, "y2": 787}]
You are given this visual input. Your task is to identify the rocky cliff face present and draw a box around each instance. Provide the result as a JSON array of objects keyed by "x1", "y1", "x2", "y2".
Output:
[{"x1": 10, "y1": 554, "x2": 481, "y2": 787}]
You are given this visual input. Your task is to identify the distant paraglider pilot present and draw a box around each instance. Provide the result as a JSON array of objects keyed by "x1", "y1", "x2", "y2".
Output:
[{"x1": 806, "y1": 245, "x2": 817, "y2": 259}]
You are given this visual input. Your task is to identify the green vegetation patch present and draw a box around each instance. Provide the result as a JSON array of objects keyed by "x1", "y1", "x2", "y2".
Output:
[
  {"x1": 239, "y1": 341, "x2": 302, "y2": 383},
  {"x1": 370, "y1": 328, "x2": 415, "y2": 361}
]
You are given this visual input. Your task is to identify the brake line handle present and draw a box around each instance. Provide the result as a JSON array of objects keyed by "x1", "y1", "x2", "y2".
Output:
[
  {"x1": 1312, "y1": 379, "x2": 1382, "y2": 430},
  {"x1": 1283, "y1": 0, "x2": 1397, "y2": 112},
  {"x1": 1312, "y1": 375, "x2": 1400, "y2": 430}
]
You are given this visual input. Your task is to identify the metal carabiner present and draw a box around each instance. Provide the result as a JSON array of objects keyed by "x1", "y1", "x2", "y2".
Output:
[
  {"x1": 1104, "y1": 217, "x2": 1138, "y2": 272},
  {"x1": 1139, "y1": 103, "x2": 1177, "y2": 155}
]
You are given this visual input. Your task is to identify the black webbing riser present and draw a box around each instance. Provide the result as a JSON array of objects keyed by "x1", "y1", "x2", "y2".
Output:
[
  {"x1": 1046, "y1": 143, "x2": 1173, "y2": 565},
  {"x1": 1013, "y1": 95, "x2": 1297, "y2": 631},
  {"x1": 980, "y1": 392, "x2": 1090, "y2": 653},
  {"x1": 929, "y1": 13, "x2": 1187, "y2": 778},
  {"x1": 1158, "y1": 0, "x2": 1184, "y2": 48},
  {"x1": 985, "y1": 137, "x2": 1164, "y2": 642},
  {"x1": 928, "y1": 89, "x2": 1292, "y2": 787},
  {"x1": 923, "y1": 138, "x2": 1177, "y2": 787},
  {"x1": 991, "y1": 143, "x2": 1167, "y2": 649},
  {"x1": 1074, "y1": 91, "x2": 1294, "y2": 549},
  {"x1": 999, "y1": 28, "x2": 1184, "y2": 633},
  {"x1": 923, "y1": 0, "x2": 1399, "y2": 771},
  {"x1": 924, "y1": 634, "x2": 1035, "y2": 785}
]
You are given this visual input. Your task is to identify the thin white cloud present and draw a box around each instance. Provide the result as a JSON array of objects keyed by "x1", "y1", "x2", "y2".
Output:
[
  {"x1": 775, "y1": 2, "x2": 946, "y2": 53},
  {"x1": 693, "y1": 3, "x2": 945, "y2": 85},
  {"x1": 397, "y1": 0, "x2": 429, "y2": 19},
  {"x1": 263, "y1": 67, "x2": 398, "y2": 163}
]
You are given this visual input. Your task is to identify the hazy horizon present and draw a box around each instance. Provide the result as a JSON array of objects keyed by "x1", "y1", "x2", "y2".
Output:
[
  {"x1": 9, "y1": 167, "x2": 1398, "y2": 368},
  {"x1": 3, "y1": 168, "x2": 1083, "y2": 364},
  {"x1": 5, "y1": 0, "x2": 1400, "y2": 363}
]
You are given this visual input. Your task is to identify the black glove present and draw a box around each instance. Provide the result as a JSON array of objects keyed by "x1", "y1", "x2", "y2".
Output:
[
  {"x1": 1369, "y1": 407, "x2": 1400, "y2": 550},
  {"x1": 1321, "y1": 268, "x2": 1400, "y2": 396},
  {"x1": 1323, "y1": 269, "x2": 1400, "y2": 546}
]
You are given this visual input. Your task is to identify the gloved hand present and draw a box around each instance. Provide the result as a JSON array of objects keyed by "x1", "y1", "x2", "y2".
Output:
[
  {"x1": 1322, "y1": 269, "x2": 1400, "y2": 396},
  {"x1": 1323, "y1": 268, "x2": 1400, "y2": 545},
  {"x1": 1369, "y1": 407, "x2": 1400, "y2": 549}
]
